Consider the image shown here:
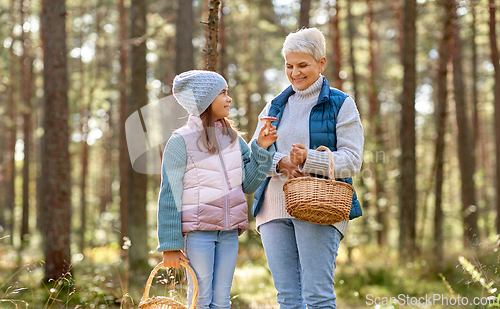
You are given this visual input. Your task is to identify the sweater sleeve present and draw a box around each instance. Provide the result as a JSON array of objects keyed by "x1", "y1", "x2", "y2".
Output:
[
  {"x1": 157, "y1": 134, "x2": 187, "y2": 252},
  {"x1": 240, "y1": 137, "x2": 276, "y2": 194},
  {"x1": 301, "y1": 97, "x2": 364, "y2": 178},
  {"x1": 251, "y1": 103, "x2": 287, "y2": 177}
]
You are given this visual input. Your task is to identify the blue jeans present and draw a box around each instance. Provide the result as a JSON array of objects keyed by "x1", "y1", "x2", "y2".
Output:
[
  {"x1": 260, "y1": 219, "x2": 341, "y2": 309},
  {"x1": 185, "y1": 230, "x2": 239, "y2": 309}
]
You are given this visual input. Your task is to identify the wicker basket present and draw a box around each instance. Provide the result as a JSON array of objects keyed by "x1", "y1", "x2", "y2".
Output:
[
  {"x1": 283, "y1": 146, "x2": 354, "y2": 225},
  {"x1": 139, "y1": 261, "x2": 198, "y2": 309}
]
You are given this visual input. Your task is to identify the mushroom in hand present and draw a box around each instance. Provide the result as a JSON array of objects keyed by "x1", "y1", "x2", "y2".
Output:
[{"x1": 260, "y1": 116, "x2": 278, "y2": 136}]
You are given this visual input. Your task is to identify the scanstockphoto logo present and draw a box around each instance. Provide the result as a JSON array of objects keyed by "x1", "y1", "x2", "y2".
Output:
[
  {"x1": 125, "y1": 93, "x2": 252, "y2": 213},
  {"x1": 366, "y1": 293, "x2": 499, "y2": 307},
  {"x1": 125, "y1": 94, "x2": 188, "y2": 175}
]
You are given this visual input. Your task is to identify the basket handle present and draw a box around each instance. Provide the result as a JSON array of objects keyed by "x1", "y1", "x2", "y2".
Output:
[
  {"x1": 315, "y1": 146, "x2": 335, "y2": 179},
  {"x1": 140, "y1": 261, "x2": 199, "y2": 309}
]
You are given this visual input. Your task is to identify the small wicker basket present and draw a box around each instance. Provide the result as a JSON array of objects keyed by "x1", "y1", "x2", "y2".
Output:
[
  {"x1": 283, "y1": 146, "x2": 354, "y2": 225},
  {"x1": 139, "y1": 261, "x2": 198, "y2": 309}
]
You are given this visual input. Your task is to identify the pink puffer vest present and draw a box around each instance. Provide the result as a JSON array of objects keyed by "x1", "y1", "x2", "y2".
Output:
[{"x1": 174, "y1": 116, "x2": 249, "y2": 235}]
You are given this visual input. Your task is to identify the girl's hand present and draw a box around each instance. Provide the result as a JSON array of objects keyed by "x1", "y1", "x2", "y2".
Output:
[
  {"x1": 257, "y1": 123, "x2": 278, "y2": 149},
  {"x1": 290, "y1": 143, "x2": 308, "y2": 166},
  {"x1": 162, "y1": 250, "x2": 189, "y2": 269}
]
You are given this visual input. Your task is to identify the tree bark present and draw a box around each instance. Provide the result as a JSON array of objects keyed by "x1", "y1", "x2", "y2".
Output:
[
  {"x1": 218, "y1": 1, "x2": 226, "y2": 75},
  {"x1": 299, "y1": 0, "x2": 311, "y2": 28},
  {"x1": 41, "y1": 0, "x2": 72, "y2": 281},
  {"x1": 392, "y1": 0, "x2": 404, "y2": 63},
  {"x1": 367, "y1": 0, "x2": 387, "y2": 246},
  {"x1": 128, "y1": 0, "x2": 149, "y2": 270},
  {"x1": 331, "y1": 0, "x2": 342, "y2": 90},
  {"x1": 433, "y1": 0, "x2": 453, "y2": 269},
  {"x1": 489, "y1": 0, "x2": 500, "y2": 235},
  {"x1": 20, "y1": 0, "x2": 33, "y2": 245},
  {"x1": 399, "y1": 0, "x2": 417, "y2": 261},
  {"x1": 118, "y1": 0, "x2": 129, "y2": 253},
  {"x1": 5, "y1": 0, "x2": 17, "y2": 245},
  {"x1": 206, "y1": 0, "x2": 220, "y2": 71},
  {"x1": 175, "y1": 0, "x2": 194, "y2": 73},
  {"x1": 347, "y1": 0, "x2": 371, "y2": 242},
  {"x1": 78, "y1": 3, "x2": 89, "y2": 254},
  {"x1": 450, "y1": 0, "x2": 480, "y2": 245}
]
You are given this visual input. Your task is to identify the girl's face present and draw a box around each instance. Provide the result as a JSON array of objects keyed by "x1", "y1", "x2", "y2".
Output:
[
  {"x1": 211, "y1": 87, "x2": 232, "y2": 120},
  {"x1": 284, "y1": 52, "x2": 326, "y2": 90}
]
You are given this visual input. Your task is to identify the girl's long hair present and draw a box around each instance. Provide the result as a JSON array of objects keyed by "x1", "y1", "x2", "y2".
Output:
[{"x1": 199, "y1": 106, "x2": 239, "y2": 154}]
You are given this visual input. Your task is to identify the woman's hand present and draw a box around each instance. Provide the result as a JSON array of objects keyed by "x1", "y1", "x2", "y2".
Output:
[
  {"x1": 162, "y1": 250, "x2": 189, "y2": 269},
  {"x1": 277, "y1": 156, "x2": 307, "y2": 179},
  {"x1": 257, "y1": 123, "x2": 278, "y2": 149},
  {"x1": 290, "y1": 143, "x2": 308, "y2": 166}
]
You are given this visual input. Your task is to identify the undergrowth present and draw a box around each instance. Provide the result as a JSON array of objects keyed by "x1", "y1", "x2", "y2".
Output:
[{"x1": 1, "y1": 235, "x2": 499, "y2": 308}]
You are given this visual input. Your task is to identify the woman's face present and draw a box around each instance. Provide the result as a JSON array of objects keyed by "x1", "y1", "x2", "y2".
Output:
[
  {"x1": 210, "y1": 87, "x2": 232, "y2": 120},
  {"x1": 284, "y1": 52, "x2": 326, "y2": 90}
]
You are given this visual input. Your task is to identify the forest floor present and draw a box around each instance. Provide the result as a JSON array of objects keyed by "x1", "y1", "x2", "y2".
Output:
[{"x1": 1, "y1": 235, "x2": 499, "y2": 309}]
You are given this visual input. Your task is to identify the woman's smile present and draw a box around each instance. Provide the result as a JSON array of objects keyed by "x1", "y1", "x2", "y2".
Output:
[{"x1": 284, "y1": 52, "x2": 326, "y2": 90}]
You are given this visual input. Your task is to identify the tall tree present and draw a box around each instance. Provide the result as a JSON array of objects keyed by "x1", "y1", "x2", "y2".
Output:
[
  {"x1": 367, "y1": 0, "x2": 387, "y2": 246},
  {"x1": 206, "y1": 0, "x2": 221, "y2": 71},
  {"x1": 118, "y1": 0, "x2": 129, "y2": 253},
  {"x1": 299, "y1": 0, "x2": 311, "y2": 28},
  {"x1": 5, "y1": 0, "x2": 17, "y2": 245},
  {"x1": 77, "y1": 3, "x2": 90, "y2": 254},
  {"x1": 128, "y1": 0, "x2": 149, "y2": 269},
  {"x1": 450, "y1": 0, "x2": 480, "y2": 245},
  {"x1": 175, "y1": 0, "x2": 194, "y2": 73},
  {"x1": 20, "y1": 0, "x2": 33, "y2": 245},
  {"x1": 433, "y1": 0, "x2": 453, "y2": 269},
  {"x1": 41, "y1": 0, "x2": 72, "y2": 281},
  {"x1": 489, "y1": 0, "x2": 500, "y2": 234},
  {"x1": 471, "y1": 0, "x2": 478, "y2": 148},
  {"x1": 347, "y1": 0, "x2": 371, "y2": 242},
  {"x1": 331, "y1": 0, "x2": 342, "y2": 90},
  {"x1": 399, "y1": 0, "x2": 417, "y2": 261}
]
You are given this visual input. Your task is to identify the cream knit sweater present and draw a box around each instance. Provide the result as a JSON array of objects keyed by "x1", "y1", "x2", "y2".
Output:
[{"x1": 251, "y1": 76, "x2": 364, "y2": 237}]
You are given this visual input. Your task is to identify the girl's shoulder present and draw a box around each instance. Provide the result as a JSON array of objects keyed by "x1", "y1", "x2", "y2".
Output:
[{"x1": 164, "y1": 133, "x2": 187, "y2": 156}]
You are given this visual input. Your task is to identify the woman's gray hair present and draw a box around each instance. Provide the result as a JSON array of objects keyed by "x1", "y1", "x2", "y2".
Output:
[{"x1": 281, "y1": 27, "x2": 326, "y2": 62}]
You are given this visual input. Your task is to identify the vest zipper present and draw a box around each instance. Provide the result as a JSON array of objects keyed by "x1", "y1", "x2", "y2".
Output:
[{"x1": 216, "y1": 136, "x2": 230, "y2": 230}]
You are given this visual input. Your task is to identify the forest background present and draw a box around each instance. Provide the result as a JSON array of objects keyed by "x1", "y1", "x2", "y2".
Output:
[{"x1": 1, "y1": 0, "x2": 500, "y2": 308}]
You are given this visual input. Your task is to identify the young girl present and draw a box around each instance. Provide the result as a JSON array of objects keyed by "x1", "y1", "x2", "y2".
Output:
[{"x1": 157, "y1": 70, "x2": 277, "y2": 309}]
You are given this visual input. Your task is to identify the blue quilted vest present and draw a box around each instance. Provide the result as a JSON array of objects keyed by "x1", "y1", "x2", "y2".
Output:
[{"x1": 251, "y1": 77, "x2": 362, "y2": 220}]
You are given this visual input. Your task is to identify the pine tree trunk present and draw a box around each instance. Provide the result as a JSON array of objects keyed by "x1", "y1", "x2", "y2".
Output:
[
  {"x1": 392, "y1": 0, "x2": 404, "y2": 63},
  {"x1": 128, "y1": 0, "x2": 149, "y2": 270},
  {"x1": 367, "y1": 0, "x2": 387, "y2": 246},
  {"x1": 489, "y1": 0, "x2": 500, "y2": 235},
  {"x1": 450, "y1": 0, "x2": 480, "y2": 245},
  {"x1": 433, "y1": 0, "x2": 453, "y2": 269},
  {"x1": 218, "y1": 1, "x2": 226, "y2": 75},
  {"x1": 206, "y1": 0, "x2": 220, "y2": 71},
  {"x1": 399, "y1": 0, "x2": 417, "y2": 261},
  {"x1": 20, "y1": 0, "x2": 33, "y2": 245},
  {"x1": 331, "y1": 0, "x2": 342, "y2": 90},
  {"x1": 471, "y1": 0, "x2": 487, "y2": 237},
  {"x1": 0, "y1": 103, "x2": 5, "y2": 230},
  {"x1": 299, "y1": 0, "x2": 311, "y2": 28},
  {"x1": 78, "y1": 3, "x2": 89, "y2": 254},
  {"x1": 347, "y1": 0, "x2": 372, "y2": 241},
  {"x1": 175, "y1": 0, "x2": 194, "y2": 73},
  {"x1": 118, "y1": 0, "x2": 129, "y2": 253},
  {"x1": 41, "y1": 0, "x2": 72, "y2": 281},
  {"x1": 6, "y1": 0, "x2": 17, "y2": 245}
]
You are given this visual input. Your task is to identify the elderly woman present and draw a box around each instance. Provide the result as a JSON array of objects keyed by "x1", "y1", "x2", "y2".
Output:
[{"x1": 250, "y1": 28, "x2": 364, "y2": 308}]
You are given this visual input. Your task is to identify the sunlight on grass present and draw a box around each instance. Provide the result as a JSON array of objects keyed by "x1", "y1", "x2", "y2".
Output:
[{"x1": 232, "y1": 262, "x2": 279, "y2": 309}]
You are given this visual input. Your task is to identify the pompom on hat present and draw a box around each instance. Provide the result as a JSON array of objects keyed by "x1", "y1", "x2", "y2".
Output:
[{"x1": 172, "y1": 70, "x2": 228, "y2": 116}]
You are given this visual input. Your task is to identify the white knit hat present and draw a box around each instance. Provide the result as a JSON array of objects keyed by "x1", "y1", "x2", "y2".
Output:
[{"x1": 172, "y1": 70, "x2": 228, "y2": 116}]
